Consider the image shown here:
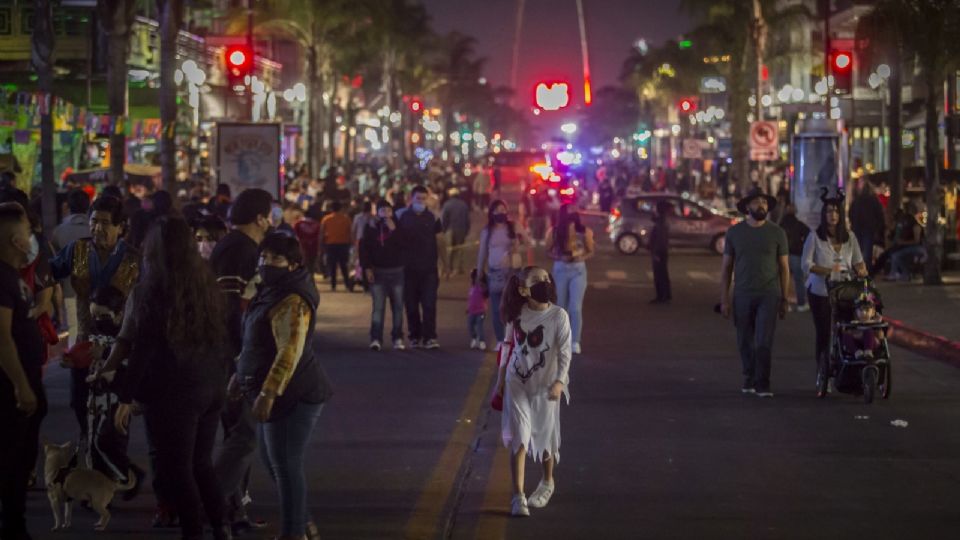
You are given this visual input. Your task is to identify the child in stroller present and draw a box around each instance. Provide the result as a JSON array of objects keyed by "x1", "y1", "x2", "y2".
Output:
[{"x1": 817, "y1": 279, "x2": 892, "y2": 403}]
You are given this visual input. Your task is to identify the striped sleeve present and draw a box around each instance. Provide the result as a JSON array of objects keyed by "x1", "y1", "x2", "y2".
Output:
[{"x1": 261, "y1": 294, "x2": 313, "y2": 396}]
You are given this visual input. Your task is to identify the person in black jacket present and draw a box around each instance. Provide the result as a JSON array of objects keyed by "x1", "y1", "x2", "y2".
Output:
[
  {"x1": 849, "y1": 181, "x2": 886, "y2": 275},
  {"x1": 237, "y1": 232, "x2": 332, "y2": 540},
  {"x1": 112, "y1": 217, "x2": 230, "y2": 540},
  {"x1": 398, "y1": 185, "x2": 443, "y2": 349},
  {"x1": 649, "y1": 200, "x2": 672, "y2": 304},
  {"x1": 360, "y1": 200, "x2": 405, "y2": 351},
  {"x1": 779, "y1": 202, "x2": 811, "y2": 311}
]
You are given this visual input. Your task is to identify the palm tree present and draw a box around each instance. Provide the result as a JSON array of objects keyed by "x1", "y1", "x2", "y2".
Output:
[
  {"x1": 97, "y1": 0, "x2": 137, "y2": 185},
  {"x1": 157, "y1": 0, "x2": 184, "y2": 193},
  {"x1": 31, "y1": 0, "x2": 56, "y2": 232},
  {"x1": 431, "y1": 32, "x2": 486, "y2": 158}
]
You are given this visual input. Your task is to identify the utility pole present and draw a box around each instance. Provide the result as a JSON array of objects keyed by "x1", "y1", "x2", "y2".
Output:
[
  {"x1": 247, "y1": 0, "x2": 255, "y2": 121},
  {"x1": 509, "y1": 0, "x2": 525, "y2": 106},
  {"x1": 575, "y1": 0, "x2": 592, "y2": 106},
  {"x1": 752, "y1": 0, "x2": 766, "y2": 191}
]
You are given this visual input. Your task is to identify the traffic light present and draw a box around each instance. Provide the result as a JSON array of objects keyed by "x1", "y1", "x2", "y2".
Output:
[
  {"x1": 831, "y1": 49, "x2": 853, "y2": 94},
  {"x1": 224, "y1": 44, "x2": 253, "y2": 90},
  {"x1": 678, "y1": 97, "x2": 698, "y2": 113},
  {"x1": 534, "y1": 81, "x2": 570, "y2": 111},
  {"x1": 409, "y1": 98, "x2": 423, "y2": 113}
]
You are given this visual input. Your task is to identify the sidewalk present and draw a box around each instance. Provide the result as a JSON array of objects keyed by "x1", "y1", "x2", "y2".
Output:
[{"x1": 875, "y1": 270, "x2": 960, "y2": 364}]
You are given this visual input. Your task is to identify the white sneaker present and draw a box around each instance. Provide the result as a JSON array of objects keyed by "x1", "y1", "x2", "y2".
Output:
[
  {"x1": 369, "y1": 340, "x2": 381, "y2": 351},
  {"x1": 511, "y1": 493, "x2": 530, "y2": 517},
  {"x1": 528, "y1": 480, "x2": 555, "y2": 508},
  {"x1": 478, "y1": 341, "x2": 487, "y2": 351},
  {"x1": 796, "y1": 304, "x2": 810, "y2": 312},
  {"x1": 470, "y1": 338, "x2": 478, "y2": 350},
  {"x1": 572, "y1": 342, "x2": 582, "y2": 355},
  {"x1": 393, "y1": 339, "x2": 406, "y2": 350}
]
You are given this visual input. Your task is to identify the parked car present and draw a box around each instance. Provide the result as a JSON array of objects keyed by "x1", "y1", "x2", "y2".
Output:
[{"x1": 608, "y1": 194, "x2": 738, "y2": 255}]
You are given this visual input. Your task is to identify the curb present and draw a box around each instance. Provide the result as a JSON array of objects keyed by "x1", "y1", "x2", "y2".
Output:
[{"x1": 885, "y1": 317, "x2": 960, "y2": 368}]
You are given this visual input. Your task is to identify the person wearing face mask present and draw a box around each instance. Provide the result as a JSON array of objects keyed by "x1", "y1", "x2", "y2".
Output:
[
  {"x1": 398, "y1": 185, "x2": 444, "y2": 349},
  {"x1": 546, "y1": 204, "x2": 594, "y2": 355},
  {"x1": 0, "y1": 202, "x2": 46, "y2": 540},
  {"x1": 477, "y1": 200, "x2": 521, "y2": 349},
  {"x1": 237, "y1": 232, "x2": 332, "y2": 540},
  {"x1": 719, "y1": 187, "x2": 790, "y2": 398},
  {"x1": 208, "y1": 187, "x2": 275, "y2": 533},
  {"x1": 360, "y1": 200, "x2": 406, "y2": 351},
  {"x1": 50, "y1": 194, "x2": 140, "y2": 438},
  {"x1": 193, "y1": 215, "x2": 228, "y2": 261},
  {"x1": 492, "y1": 266, "x2": 572, "y2": 517},
  {"x1": 802, "y1": 191, "x2": 868, "y2": 382}
]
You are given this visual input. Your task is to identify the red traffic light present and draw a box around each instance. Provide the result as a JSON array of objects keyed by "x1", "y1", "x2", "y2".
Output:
[
  {"x1": 534, "y1": 81, "x2": 570, "y2": 111},
  {"x1": 224, "y1": 45, "x2": 253, "y2": 75},
  {"x1": 678, "y1": 98, "x2": 697, "y2": 113},
  {"x1": 409, "y1": 98, "x2": 423, "y2": 113},
  {"x1": 832, "y1": 51, "x2": 852, "y2": 72}
]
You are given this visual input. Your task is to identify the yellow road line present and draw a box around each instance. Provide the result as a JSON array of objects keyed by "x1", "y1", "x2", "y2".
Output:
[
  {"x1": 404, "y1": 355, "x2": 497, "y2": 540},
  {"x1": 473, "y1": 444, "x2": 512, "y2": 540}
]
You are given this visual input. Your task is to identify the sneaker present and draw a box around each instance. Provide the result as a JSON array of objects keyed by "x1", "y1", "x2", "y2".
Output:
[
  {"x1": 796, "y1": 304, "x2": 810, "y2": 312},
  {"x1": 572, "y1": 342, "x2": 582, "y2": 355},
  {"x1": 470, "y1": 338, "x2": 478, "y2": 350},
  {"x1": 528, "y1": 480, "x2": 555, "y2": 508},
  {"x1": 756, "y1": 390, "x2": 775, "y2": 398},
  {"x1": 478, "y1": 341, "x2": 487, "y2": 351},
  {"x1": 393, "y1": 339, "x2": 406, "y2": 350},
  {"x1": 424, "y1": 339, "x2": 440, "y2": 350},
  {"x1": 741, "y1": 387, "x2": 756, "y2": 394},
  {"x1": 369, "y1": 340, "x2": 382, "y2": 351},
  {"x1": 511, "y1": 494, "x2": 530, "y2": 517},
  {"x1": 410, "y1": 339, "x2": 421, "y2": 349}
]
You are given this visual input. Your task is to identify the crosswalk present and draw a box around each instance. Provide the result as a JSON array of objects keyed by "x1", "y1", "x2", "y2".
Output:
[{"x1": 590, "y1": 268, "x2": 720, "y2": 290}]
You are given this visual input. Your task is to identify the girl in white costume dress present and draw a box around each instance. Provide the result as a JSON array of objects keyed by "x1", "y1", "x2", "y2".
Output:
[{"x1": 494, "y1": 266, "x2": 573, "y2": 517}]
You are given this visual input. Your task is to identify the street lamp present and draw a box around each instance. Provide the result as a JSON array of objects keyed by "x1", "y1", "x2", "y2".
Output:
[{"x1": 560, "y1": 122, "x2": 577, "y2": 134}]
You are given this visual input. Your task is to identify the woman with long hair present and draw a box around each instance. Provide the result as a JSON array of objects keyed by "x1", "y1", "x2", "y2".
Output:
[
  {"x1": 545, "y1": 204, "x2": 594, "y2": 355},
  {"x1": 476, "y1": 200, "x2": 521, "y2": 349},
  {"x1": 113, "y1": 216, "x2": 230, "y2": 540},
  {"x1": 801, "y1": 193, "x2": 868, "y2": 374},
  {"x1": 493, "y1": 266, "x2": 572, "y2": 516}
]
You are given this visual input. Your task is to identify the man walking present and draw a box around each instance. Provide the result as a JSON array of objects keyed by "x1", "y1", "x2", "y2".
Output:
[
  {"x1": 778, "y1": 202, "x2": 810, "y2": 312},
  {"x1": 399, "y1": 185, "x2": 443, "y2": 349},
  {"x1": 441, "y1": 188, "x2": 470, "y2": 277},
  {"x1": 720, "y1": 188, "x2": 789, "y2": 397},
  {"x1": 649, "y1": 200, "x2": 672, "y2": 304},
  {"x1": 849, "y1": 180, "x2": 885, "y2": 275},
  {"x1": 321, "y1": 201, "x2": 354, "y2": 292}
]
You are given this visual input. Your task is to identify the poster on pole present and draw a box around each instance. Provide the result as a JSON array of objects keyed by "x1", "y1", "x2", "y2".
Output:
[
  {"x1": 215, "y1": 123, "x2": 282, "y2": 200},
  {"x1": 749, "y1": 121, "x2": 779, "y2": 161}
]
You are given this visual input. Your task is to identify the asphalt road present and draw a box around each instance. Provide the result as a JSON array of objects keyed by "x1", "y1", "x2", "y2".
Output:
[{"x1": 24, "y1": 216, "x2": 960, "y2": 540}]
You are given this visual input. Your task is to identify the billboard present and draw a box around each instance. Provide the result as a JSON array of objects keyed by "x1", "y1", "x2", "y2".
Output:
[{"x1": 216, "y1": 123, "x2": 281, "y2": 200}]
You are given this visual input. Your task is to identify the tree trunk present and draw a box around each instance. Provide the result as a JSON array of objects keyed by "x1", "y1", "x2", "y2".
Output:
[
  {"x1": 327, "y1": 77, "x2": 339, "y2": 165},
  {"x1": 99, "y1": 0, "x2": 135, "y2": 185},
  {"x1": 157, "y1": 0, "x2": 183, "y2": 194},
  {"x1": 729, "y1": 67, "x2": 750, "y2": 195},
  {"x1": 888, "y1": 44, "x2": 904, "y2": 218},
  {"x1": 32, "y1": 0, "x2": 56, "y2": 233},
  {"x1": 922, "y1": 73, "x2": 943, "y2": 285},
  {"x1": 306, "y1": 44, "x2": 319, "y2": 177}
]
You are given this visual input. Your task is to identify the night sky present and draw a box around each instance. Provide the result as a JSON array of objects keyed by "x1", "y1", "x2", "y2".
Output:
[{"x1": 421, "y1": 0, "x2": 691, "y2": 132}]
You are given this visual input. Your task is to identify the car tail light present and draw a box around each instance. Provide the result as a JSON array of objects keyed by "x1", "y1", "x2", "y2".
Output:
[{"x1": 560, "y1": 188, "x2": 574, "y2": 196}]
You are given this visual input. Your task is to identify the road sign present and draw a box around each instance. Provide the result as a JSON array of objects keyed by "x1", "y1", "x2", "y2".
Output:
[
  {"x1": 682, "y1": 139, "x2": 703, "y2": 159},
  {"x1": 750, "y1": 121, "x2": 779, "y2": 161}
]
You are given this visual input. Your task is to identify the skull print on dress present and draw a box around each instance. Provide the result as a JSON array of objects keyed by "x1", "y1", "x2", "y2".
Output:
[{"x1": 512, "y1": 323, "x2": 549, "y2": 383}]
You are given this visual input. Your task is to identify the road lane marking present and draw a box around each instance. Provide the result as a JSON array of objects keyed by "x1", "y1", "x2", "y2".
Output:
[
  {"x1": 605, "y1": 269, "x2": 628, "y2": 280},
  {"x1": 473, "y1": 443, "x2": 512, "y2": 539},
  {"x1": 687, "y1": 271, "x2": 716, "y2": 282},
  {"x1": 404, "y1": 354, "x2": 497, "y2": 539}
]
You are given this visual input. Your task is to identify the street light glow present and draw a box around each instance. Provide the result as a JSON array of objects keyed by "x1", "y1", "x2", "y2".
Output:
[
  {"x1": 877, "y1": 64, "x2": 891, "y2": 78},
  {"x1": 560, "y1": 122, "x2": 577, "y2": 134}
]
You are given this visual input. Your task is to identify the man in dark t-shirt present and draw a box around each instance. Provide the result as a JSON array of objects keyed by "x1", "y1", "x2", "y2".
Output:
[
  {"x1": 0, "y1": 202, "x2": 46, "y2": 540},
  {"x1": 209, "y1": 188, "x2": 273, "y2": 530}
]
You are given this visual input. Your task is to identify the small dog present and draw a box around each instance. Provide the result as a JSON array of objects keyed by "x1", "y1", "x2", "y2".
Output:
[{"x1": 43, "y1": 442, "x2": 135, "y2": 531}]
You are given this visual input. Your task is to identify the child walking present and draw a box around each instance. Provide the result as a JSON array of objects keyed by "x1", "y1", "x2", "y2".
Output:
[
  {"x1": 493, "y1": 266, "x2": 572, "y2": 517},
  {"x1": 468, "y1": 269, "x2": 488, "y2": 351}
]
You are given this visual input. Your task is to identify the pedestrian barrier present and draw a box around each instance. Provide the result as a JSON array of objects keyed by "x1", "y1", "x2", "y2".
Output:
[{"x1": 885, "y1": 317, "x2": 960, "y2": 368}]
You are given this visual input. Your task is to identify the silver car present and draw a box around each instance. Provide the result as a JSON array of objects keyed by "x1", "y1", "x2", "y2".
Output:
[{"x1": 607, "y1": 194, "x2": 737, "y2": 255}]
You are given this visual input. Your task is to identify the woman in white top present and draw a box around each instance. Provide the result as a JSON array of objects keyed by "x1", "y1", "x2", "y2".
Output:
[
  {"x1": 477, "y1": 200, "x2": 521, "y2": 348},
  {"x1": 801, "y1": 193, "x2": 868, "y2": 370},
  {"x1": 494, "y1": 266, "x2": 572, "y2": 517}
]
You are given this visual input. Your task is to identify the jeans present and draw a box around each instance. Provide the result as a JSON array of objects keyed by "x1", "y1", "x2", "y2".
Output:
[
  {"x1": 326, "y1": 244, "x2": 352, "y2": 290},
  {"x1": 732, "y1": 293, "x2": 780, "y2": 392},
  {"x1": 370, "y1": 267, "x2": 404, "y2": 342},
  {"x1": 259, "y1": 402, "x2": 324, "y2": 538},
  {"x1": 405, "y1": 269, "x2": 439, "y2": 341},
  {"x1": 144, "y1": 385, "x2": 225, "y2": 539},
  {"x1": 553, "y1": 261, "x2": 588, "y2": 343},
  {"x1": 468, "y1": 313, "x2": 486, "y2": 341},
  {"x1": 446, "y1": 229, "x2": 468, "y2": 275},
  {"x1": 788, "y1": 255, "x2": 807, "y2": 306},
  {"x1": 652, "y1": 251, "x2": 671, "y2": 301},
  {"x1": 808, "y1": 291, "x2": 831, "y2": 366},
  {"x1": 0, "y1": 382, "x2": 46, "y2": 540},
  {"x1": 214, "y1": 394, "x2": 258, "y2": 520},
  {"x1": 890, "y1": 244, "x2": 926, "y2": 278}
]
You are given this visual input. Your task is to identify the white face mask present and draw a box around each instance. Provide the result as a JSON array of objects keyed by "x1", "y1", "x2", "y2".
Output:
[
  {"x1": 198, "y1": 240, "x2": 215, "y2": 260},
  {"x1": 20, "y1": 234, "x2": 39, "y2": 266}
]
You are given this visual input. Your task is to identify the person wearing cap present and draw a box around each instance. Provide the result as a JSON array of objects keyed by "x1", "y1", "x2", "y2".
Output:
[{"x1": 719, "y1": 188, "x2": 790, "y2": 397}]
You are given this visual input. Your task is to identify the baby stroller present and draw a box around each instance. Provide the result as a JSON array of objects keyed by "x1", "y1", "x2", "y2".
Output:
[{"x1": 815, "y1": 277, "x2": 892, "y2": 403}]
